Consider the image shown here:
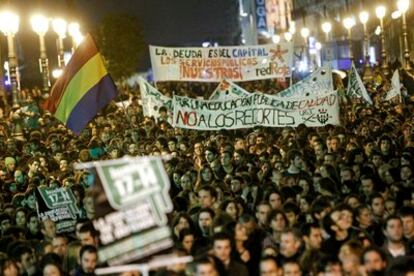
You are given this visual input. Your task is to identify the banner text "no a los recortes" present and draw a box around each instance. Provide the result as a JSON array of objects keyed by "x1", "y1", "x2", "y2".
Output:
[{"x1": 172, "y1": 92, "x2": 339, "y2": 130}]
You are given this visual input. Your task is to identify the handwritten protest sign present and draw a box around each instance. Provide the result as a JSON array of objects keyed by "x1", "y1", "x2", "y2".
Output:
[
  {"x1": 277, "y1": 64, "x2": 333, "y2": 97},
  {"x1": 150, "y1": 44, "x2": 293, "y2": 82},
  {"x1": 36, "y1": 187, "x2": 80, "y2": 233},
  {"x1": 139, "y1": 77, "x2": 173, "y2": 122},
  {"x1": 76, "y1": 157, "x2": 173, "y2": 265},
  {"x1": 173, "y1": 91, "x2": 339, "y2": 130}
]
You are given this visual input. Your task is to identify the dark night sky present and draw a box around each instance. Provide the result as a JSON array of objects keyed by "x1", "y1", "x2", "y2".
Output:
[{"x1": 75, "y1": 0, "x2": 241, "y2": 46}]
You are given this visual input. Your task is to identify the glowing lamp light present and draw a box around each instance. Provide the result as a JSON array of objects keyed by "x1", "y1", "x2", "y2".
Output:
[
  {"x1": 321, "y1": 22, "x2": 332, "y2": 34},
  {"x1": 315, "y1": 42, "x2": 322, "y2": 50},
  {"x1": 31, "y1": 14, "x2": 49, "y2": 35},
  {"x1": 52, "y1": 69, "x2": 63, "y2": 79},
  {"x1": 284, "y1": 32, "x2": 292, "y2": 41},
  {"x1": 68, "y1": 22, "x2": 80, "y2": 37},
  {"x1": 343, "y1": 17, "x2": 356, "y2": 30},
  {"x1": 52, "y1": 18, "x2": 67, "y2": 37},
  {"x1": 300, "y1": 27, "x2": 310, "y2": 39},
  {"x1": 375, "y1": 26, "x2": 382, "y2": 35},
  {"x1": 376, "y1": 6, "x2": 386, "y2": 19},
  {"x1": 392, "y1": 10, "x2": 402, "y2": 19},
  {"x1": 359, "y1": 11, "x2": 369, "y2": 24},
  {"x1": 73, "y1": 33, "x2": 84, "y2": 47},
  {"x1": 272, "y1": 34, "x2": 280, "y2": 44},
  {"x1": 0, "y1": 11, "x2": 19, "y2": 36},
  {"x1": 397, "y1": 0, "x2": 410, "y2": 13}
]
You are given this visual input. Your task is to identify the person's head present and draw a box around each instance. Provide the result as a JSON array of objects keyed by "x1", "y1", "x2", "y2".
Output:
[
  {"x1": 338, "y1": 240, "x2": 363, "y2": 273},
  {"x1": 212, "y1": 232, "x2": 232, "y2": 266},
  {"x1": 194, "y1": 256, "x2": 219, "y2": 276},
  {"x1": 286, "y1": 150, "x2": 303, "y2": 170},
  {"x1": 78, "y1": 222, "x2": 99, "y2": 247},
  {"x1": 360, "y1": 174, "x2": 375, "y2": 197},
  {"x1": 14, "y1": 208, "x2": 27, "y2": 228},
  {"x1": 198, "y1": 208, "x2": 215, "y2": 235},
  {"x1": 266, "y1": 190, "x2": 282, "y2": 210},
  {"x1": 369, "y1": 193, "x2": 385, "y2": 218},
  {"x1": 340, "y1": 166, "x2": 354, "y2": 184},
  {"x1": 41, "y1": 219, "x2": 57, "y2": 241},
  {"x1": 52, "y1": 235, "x2": 68, "y2": 258},
  {"x1": 220, "y1": 199, "x2": 238, "y2": 220},
  {"x1": 0, "y1": 258, "x2": 19, "y2": 276},
  {"x1": 79, "y1": 245, "x2": 98, "y2": 274},
  {"x1": 361, "y1": 246, "x2": 387, "y2": 273},
  {"x1": 27, "y1": 211, "x2": 39, "y2": 234},
  {"x1": 179, "y1": 228, "x2": 195, "y2": 254},
  {"x1": 301, "y1": 222, "x2": 322, "y2": 250},
  {"x1": 356, "y1": 205, "x2": 372, "y2": 229},
  {"x1": 0, "y1": 212, "x2": 11, "y2": 234},
  {"x1": 399, "y1": 206, "x2": 414, "y2": 239},
  {"x1": 11, "y1": 245, "x2": 36, "y2": 275},
  {"x1": 268, "y1": 209, "x2": 288, "y2": 233},
  {"x1": 280, "y1": 229, "x2": 302, "y2": 258},
  {"x1": 260, "y1": 256, "x2": 280, "y2": 276},
  {"x1": 204, "y1": 147, "x2": 217, "y2": 164},
  {"x1": 198, "y1": 186, "x2": 217, "y2": 209},
  {"x1": 220, "y1": 151, "x2": 232, "y2": 166},
  {"x1": 42, "y1": 262, "x2": 63, "y2": 276},
  {"x1": 256, "y1": 201, "x2": 271, "y2": 228},
  {"x1": 282, "y1": 260, "x2": 302, "y2": 276},
  {"x1": 283, "y1": 202, "x2": 300, "y2": 227},
  {"x1": 383, "y1": 215, "x2": 404, "y2": 243}
]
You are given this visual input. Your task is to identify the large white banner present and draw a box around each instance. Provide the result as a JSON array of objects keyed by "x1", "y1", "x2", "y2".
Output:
[
  {"x1": 173, "y1": 91, "x2": 339, "y2": 130},
  {"x1": 150, "y1": 43, "x2": 293, "y2": 82},
  {"x1": 139, "y1": 77, "x2": 173, "y2": 122}
]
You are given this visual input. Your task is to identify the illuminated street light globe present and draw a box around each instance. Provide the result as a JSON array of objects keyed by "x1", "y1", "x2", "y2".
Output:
[
  {"x1": 343, "y1": 17, "x2": 356, "y2": 30},
  {"x1": 52, "y1": 18, "x2": 67, "y2": 37},
  {"x1": 284, "y1": 32, "x2": 292, "y2": 41},
  {"x1": 300, "y1": 27, "x2": 310, "y2": 39},
  {"x1": 359, "y1": 11, "x2": 369, "y2": 24},
  {"x1": 392, "y1": 10, "x2": 402, "y2": 19},
  {"x1": 31, "y1": 14, "x2": 49, "y2": 35},
  {"x1": 0, "y1": 11, "x2": 19, "y2": 36},
  {"x1": 397, "y1": 0, "x2": 410, "y2": 13},
  {"x1": 272, "y1": 34, "x2": 280, "y2": 44},
  {"x1": 376, "y1": 6, "x2": 387, "y2": 19},
  {"x1": 321, "y1": 22, "x2": 332, "y2": 34},
  {"x1": 68, "y1": 22, "x2": 80, "y2": 37}
]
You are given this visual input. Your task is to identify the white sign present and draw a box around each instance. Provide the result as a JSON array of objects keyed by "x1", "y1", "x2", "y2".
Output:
[
  {"x1": 149, "y1": 44, "x2": 293, "y2": 82},
  {"x1": 173, "y1": 91, "x2": 340, "y2": 130}
]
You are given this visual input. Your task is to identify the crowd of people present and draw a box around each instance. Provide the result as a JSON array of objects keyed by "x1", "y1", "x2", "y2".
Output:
[{"x1": 0, "y1": 64, "x2": 413, "y2": 276}]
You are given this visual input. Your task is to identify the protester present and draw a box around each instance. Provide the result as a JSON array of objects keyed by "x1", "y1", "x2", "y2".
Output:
[{"x1": 0, "y1": 64, "x2": 413, "y2": 275}]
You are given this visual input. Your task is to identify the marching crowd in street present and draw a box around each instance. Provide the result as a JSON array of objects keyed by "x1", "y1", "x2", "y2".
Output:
[{"x1": 0, "y1": 65, "x2": 413, "y2": 275}]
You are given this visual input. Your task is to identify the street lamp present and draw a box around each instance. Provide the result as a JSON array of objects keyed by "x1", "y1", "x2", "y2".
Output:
[
  {"x1": 301, "y1": 27, "x2": 310, "y2": 69},
  {"x1": 376, "y1": 5, "x2": 389, "y2": 75},
  {"x1": 359, "y1": 11, "x2": 370, "y2": 67},
  {"x1": 52, "y1": 18, "x2": 67, "y2": 69},
  {"x1": 343, "y1": 16, "x2": 356, "y2": 62},
  {"x1": 321, "y1": 22, "x2": 332, "y2": 42},
  {"x1": 284, "y1": 32, "x2": 292, "y2": 42},
  {"x1": 68, "y1": 22, "x2": 84, "y2": 52},
  {"x1": 272, "y1": 34, "x2": 280, "y2": 44},
  {"x1": 397, "y1": 0, "x2": 411, "y2": 70},
  {"x1": 31, "y1": 14, "x2": 50, "y2": 93},
  {"x1": 0, "y1": 11, "x2": 19, "y2": 105}
]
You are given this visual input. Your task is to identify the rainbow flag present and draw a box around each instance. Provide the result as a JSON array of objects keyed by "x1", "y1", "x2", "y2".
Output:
[{"x1": 44, "y1": 34, "x2": 118, "y2": 134}]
